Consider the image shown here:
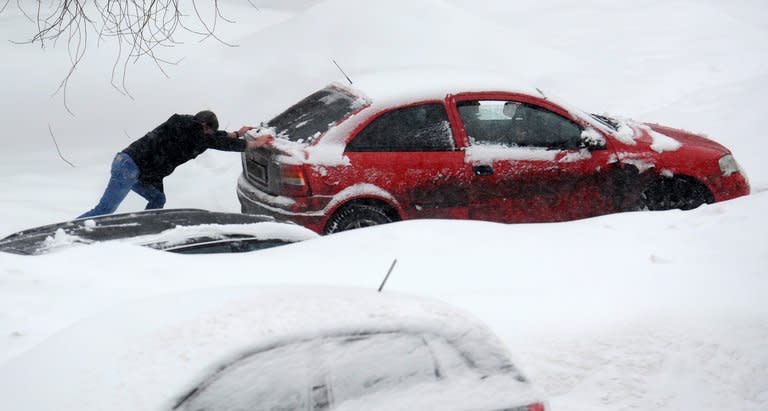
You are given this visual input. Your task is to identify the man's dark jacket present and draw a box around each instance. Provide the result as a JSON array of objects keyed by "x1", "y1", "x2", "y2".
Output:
[{"x1": 123, "y1": 114, "x2": 247, "y2": 190}]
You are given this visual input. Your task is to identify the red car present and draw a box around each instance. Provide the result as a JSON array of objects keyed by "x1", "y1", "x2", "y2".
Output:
[{"x1": 238, "y1": 74, "x2": 749, "y2": 234}]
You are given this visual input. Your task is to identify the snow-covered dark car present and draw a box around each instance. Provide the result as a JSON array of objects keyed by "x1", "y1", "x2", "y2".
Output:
[
  {"x1": 0, "y1": 286, "x2": 548, "y2": 411},
  {"x1": 237, "y1": 72, "x2": 749, "y2": 234},
  {"x1": 0, "y1": 208, "x2": 317, "y2": 255}
]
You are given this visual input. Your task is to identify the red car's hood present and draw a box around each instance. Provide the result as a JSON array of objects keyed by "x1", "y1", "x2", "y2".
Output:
[{"x1": 643, "y1": 123, "x2": 730, "y2": 154}]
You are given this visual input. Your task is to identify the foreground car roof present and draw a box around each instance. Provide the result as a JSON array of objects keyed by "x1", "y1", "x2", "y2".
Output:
[
  {"x1": 0, "y1": 209, "x2": 317, "y2": 255},
  {"x1": 0, "y1": 286, "x2": 529, "y2": 411}
]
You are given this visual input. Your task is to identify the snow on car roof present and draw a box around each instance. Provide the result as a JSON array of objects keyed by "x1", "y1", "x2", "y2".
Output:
[
  {"x1": 339, "y1": 68, "x2": 614, "y2": 135},
  {"x1": 344, "y1": 68, "x2": 541, "y2": 105},
  {"x1": 0, "y1": 286, "x2": 517, "y2": 411}
]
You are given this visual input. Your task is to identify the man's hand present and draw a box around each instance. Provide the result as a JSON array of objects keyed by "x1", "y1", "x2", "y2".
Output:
[
  {"x1": 246, "y1": 133, "x2": 274, "y2": 149},
  {"x1": 237, "y1": 126, "x2": 256, "y2": 137}
]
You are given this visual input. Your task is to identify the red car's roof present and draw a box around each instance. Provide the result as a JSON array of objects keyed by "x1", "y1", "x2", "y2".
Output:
[{"x1": 340, "y1": 68, "x2": 540, "y2": 106}]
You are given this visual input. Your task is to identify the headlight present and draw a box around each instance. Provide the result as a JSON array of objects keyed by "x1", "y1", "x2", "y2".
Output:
[{"x1": 718, "y1": 154, "x2": 741, "y2": 176}]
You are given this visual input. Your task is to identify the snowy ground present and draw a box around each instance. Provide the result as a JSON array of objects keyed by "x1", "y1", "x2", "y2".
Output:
[{"x1": 1, "y1": 0, "x2": 767, "y2": 410}]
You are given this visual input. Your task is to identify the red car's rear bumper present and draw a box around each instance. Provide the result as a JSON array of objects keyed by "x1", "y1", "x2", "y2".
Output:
[{"x1": 237, "y1": 175, "x2": 327, "y2": 233}]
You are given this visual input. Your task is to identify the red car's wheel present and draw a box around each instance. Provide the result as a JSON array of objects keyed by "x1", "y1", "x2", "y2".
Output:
[
  {"x1": 324, "y1": 204, "x2": 394, "y2": 234},
  {"x1": 639, "y1": 177, "x2": 714, "y2": 211}
]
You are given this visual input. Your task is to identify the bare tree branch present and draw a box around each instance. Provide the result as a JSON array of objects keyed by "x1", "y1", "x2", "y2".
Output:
[
  {"x1": 15, "y1": 0, "x2": 35, "y2": 24},
  {"x1": 190, "y1": 0, "x2": 235, "y2": 46},
  {"x1": 3, "y1": 1, "x2": 253, "y2": 111},
  {"x1": 48, "y1": 124, "x2": 76, "y2": 168}
]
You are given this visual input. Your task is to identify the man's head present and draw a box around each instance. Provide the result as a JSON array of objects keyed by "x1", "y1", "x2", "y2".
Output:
[{"x1": 193, "y1": 110, "x2": 219, "y2": 135}]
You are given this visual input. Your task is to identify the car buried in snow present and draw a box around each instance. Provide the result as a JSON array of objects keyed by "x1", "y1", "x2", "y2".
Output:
[
  {"x1": 0, "y1": 286, "x2": 549, "y2": 411},
  {"x1": 237, "y1": 72, "x2": 750, "y2": 234},
  {"x1": 0, "y1": 208, "x2": 317, "y2": 255}
]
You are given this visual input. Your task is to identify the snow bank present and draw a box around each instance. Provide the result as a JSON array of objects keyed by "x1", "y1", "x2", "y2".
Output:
[
  {"x1": 1, "y1": 192, "x2": 766, "y2": 410},
  {"x1": 0, "y1": 286, "x2": 529, "y2": 411},
  {"x1": 0, "y1": 0, "x2": 767, "y2": 409}
]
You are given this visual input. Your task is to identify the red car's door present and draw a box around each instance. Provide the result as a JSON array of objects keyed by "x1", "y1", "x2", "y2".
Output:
[
  {"x1": 452, "y1": 94, "x2": 618, "y2": 223},
  {"x1": 343, "y1": 102, "x2": 470, "y2": 220}
]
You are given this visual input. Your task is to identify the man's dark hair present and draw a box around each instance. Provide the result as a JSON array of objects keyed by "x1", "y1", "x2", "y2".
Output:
[{"x1": 193, "y1": 110, "x2": 219, "y2": 131}]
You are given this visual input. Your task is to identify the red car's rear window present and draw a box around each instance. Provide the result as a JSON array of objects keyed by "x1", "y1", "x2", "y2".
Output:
[{"x1": 268, "y1": 87, "x2": 366, "y2": 144}]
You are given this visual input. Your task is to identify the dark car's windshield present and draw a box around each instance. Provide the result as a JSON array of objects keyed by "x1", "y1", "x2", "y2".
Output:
[
  {"x1": 268, "y1": 86, "x2": 368, "y2": 144},
  {"x1": 162, "y1": 238, "x2": 292, "y2": 254}
]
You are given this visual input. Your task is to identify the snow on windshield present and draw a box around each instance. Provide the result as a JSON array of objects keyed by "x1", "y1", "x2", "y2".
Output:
[
  {"x1": 29, "y1": 222, "x2": 317, "y2": 253},
  {"x1": 267, "y1": 86, "x2": 368, "y2": 145},
  {"x1": 614, "y1": 121, "x2": 637, "y2": 145},
  {"x1": 40, "y1": 228, "x2": 89, "y2": 252},
  {"x1": 332, "y1": 374, "x2": 538, "y2": 411},
  {"x1": 130, "y1": 222, "x2": 318, "y2": 248}
]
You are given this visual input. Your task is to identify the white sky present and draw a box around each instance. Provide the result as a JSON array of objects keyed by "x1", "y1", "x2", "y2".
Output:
[{"x1": 0, "y1": 1, "x2": 767, "y2": 410}]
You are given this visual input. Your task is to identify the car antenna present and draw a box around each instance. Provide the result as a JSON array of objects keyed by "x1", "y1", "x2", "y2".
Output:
[
  {"x1": 535, "y1": 87, "x2": 547, "y2": 99},
  {"x1": 377, "y1": 259, "x2": 398, "y2": 292},
  {"x1": 332, "y1": 58, "x2": 354, "y2": 85}
]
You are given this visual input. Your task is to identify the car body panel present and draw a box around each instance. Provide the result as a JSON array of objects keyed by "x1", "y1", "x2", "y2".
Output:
[
  {"x1": 451, "y1": 92, "x2": 630, "y2": 222},
  {"x1": 238, "y1": 78, "x2": 750, "y2": 233}
]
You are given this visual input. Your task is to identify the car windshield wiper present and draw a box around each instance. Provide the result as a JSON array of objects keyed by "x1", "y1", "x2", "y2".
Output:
[{"x1": 590, "y1": 113, "x2": 619, "y2": 130}]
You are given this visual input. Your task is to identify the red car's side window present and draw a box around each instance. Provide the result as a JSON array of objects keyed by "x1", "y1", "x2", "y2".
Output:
[
  {"x1": 347, "y1": 103, "x2": 456, "y2": 152},
  {"x1": 458, "y1": 100, "x2": 583, "y2": 150}
]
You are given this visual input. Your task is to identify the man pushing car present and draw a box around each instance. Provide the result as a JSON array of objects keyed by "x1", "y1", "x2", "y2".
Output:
[{"x1": 79, "y1": 110, "x2": 272, "y2": 219}]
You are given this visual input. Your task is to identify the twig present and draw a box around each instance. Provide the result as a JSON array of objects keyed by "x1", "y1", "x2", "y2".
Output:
[
  {"x1": 3, "y1": 1, "x2": 241, "y2": 108},
  {"x1": 48, "y1": 124, "x2": 76, "y2": 167},
  {"x1": 378, "y1": 259, "x2": 398, "y2": 293}
]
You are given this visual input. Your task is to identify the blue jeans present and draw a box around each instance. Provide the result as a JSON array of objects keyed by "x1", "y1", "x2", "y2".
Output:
[{"x1": 78, "y1": 152, "x2": 166, "y2": 219}]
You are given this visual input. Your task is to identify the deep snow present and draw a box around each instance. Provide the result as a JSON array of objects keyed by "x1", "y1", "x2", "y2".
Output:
[
  {"x1": 0, "y1": 286, "x2": 544, "y2": 411},
  {"x1": 1, "y1": 0, "x2": 767, "y2": 410}
]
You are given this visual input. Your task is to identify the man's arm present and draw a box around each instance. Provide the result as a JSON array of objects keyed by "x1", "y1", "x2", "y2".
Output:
[
  {"x1": 227, "y1": 126, "x2": 255, "y2": 139},
  {"x1": 246, "y1": 134, "x2": 273, "y2": 149},
  {"x1": 228, "y1": 126, "x2": 274, "y2": 149},
  {"x1": 204, "y1": 134, "x2": 248, "y2": 152},
  {"x1": 205, "y1": 127, "x2": 273, "y2": 152}
]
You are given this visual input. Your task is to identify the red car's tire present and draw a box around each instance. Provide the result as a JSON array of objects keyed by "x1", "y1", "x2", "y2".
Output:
[
  {"x1": 639, "y1": 177, "x2": 714, "y2": 211},
  {"x1": 324, "y1": 204, "x2": 393, "y2": 234}
]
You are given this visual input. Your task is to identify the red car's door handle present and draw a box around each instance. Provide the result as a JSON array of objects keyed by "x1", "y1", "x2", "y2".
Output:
[{"x1": 473, "y1": 165, "x2": 494, "y2": 176}]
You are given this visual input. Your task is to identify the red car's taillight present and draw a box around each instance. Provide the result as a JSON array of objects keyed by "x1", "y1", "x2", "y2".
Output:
[
  {"x1": 497, "y1": 403, "x2": 547, "y2": 411},
  {"x1": 279, "y1": 164, "x2": 310, "y2": 197}
]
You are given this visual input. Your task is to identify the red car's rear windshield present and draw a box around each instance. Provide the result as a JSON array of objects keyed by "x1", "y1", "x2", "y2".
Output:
[{"x1": 267, "y1": 86, "x2": 367, "y2": 144}]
